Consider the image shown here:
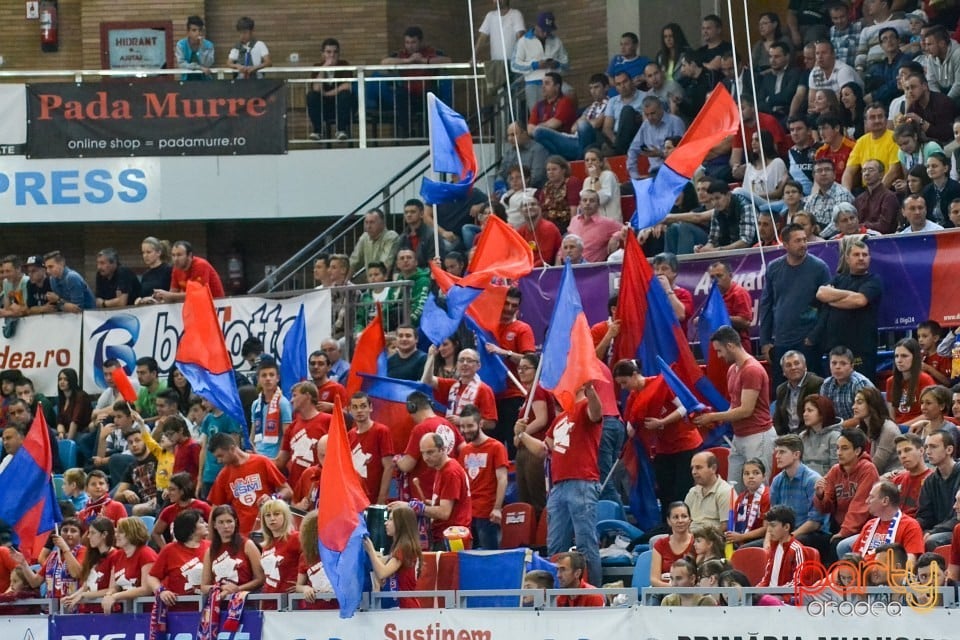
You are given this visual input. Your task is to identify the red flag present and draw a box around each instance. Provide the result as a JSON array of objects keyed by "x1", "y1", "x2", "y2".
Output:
[
  {"x1": 664, "y1": 84, "x2": 740, "y2": 178},
  {"x1": 462, "y1": 215, "x2": 534, "y2": 286},
  {"x1": 346, "y1": 304, "x2": 387, "y2": 397},
  {"x1": 430, "y1": 263, "x2": 508, "y2": 336},
  {"x1": 613, "y1": 231, "x2": 654, "y2": 364},
  {"x1": 111, "y1": 368, "x2": 138, "y2": 404},
  {"x1": 318, "y1": 396, "x2": 370, "y2": 549}
]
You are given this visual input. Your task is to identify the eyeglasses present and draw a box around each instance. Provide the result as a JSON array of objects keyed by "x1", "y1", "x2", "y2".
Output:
[{"x1": 457, "y1": 357, "x2": 479, "y2": 364}]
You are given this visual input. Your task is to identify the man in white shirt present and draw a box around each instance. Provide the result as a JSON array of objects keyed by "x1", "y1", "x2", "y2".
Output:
[
  {"x1": 899, "y1": 194, "x2": 944, "y2": 234},
  {"x1": 227, "y1": 17, "x2": 271, "y2": 79},
  {"x1": 475, "y1": 1, "x2": 525, "y2": 61},
  {"x1": 808, "y1": 40, "x2": 862, "y2": 112}
]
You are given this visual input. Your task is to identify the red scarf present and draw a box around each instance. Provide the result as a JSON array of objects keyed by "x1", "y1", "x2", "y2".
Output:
[{"x1": 261, "y1": 388, "x2": 282, "y2": 443}]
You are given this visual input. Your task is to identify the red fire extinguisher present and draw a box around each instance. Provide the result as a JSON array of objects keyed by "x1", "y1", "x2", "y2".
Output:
[{"x1": 40, "y1": 0, "x2": 58, "y2": 53}]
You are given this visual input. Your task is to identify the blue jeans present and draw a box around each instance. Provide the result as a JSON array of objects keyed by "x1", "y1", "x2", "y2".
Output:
[
  {"x1": 664, "y1": 222, "x2": 708, "y2": 255},
  {"x1": 547, "y1": 479, "x2": 601, "y2": 586},
  {"x1": 598, "y1": 416, "x2": 626, "y2": 502},
  {"x1": 463, "y1": 223, "x2": 482, "y2": 249},
  {"x1": 471, "y1": 517, "x2": 501, "y2": 550},
  {"x1": 532, "y1": 121, "x2": 594, "y2": 161}
]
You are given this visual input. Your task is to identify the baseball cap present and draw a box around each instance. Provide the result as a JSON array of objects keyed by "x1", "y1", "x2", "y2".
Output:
[
  {"x1": 906, "y1": 10, "x2": 928, "y2": 24},
  {"x1": 24, "y1": 255, "x2": 43, "y2": 269},
  {"x1": 537, "y1": 12, "x2": 557, "y2": 33}
]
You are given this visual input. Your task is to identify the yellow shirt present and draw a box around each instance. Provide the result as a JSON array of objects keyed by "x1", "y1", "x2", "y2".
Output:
[
  {"x1": 848, "y1": 130, "x2": 900, "y2": 184},
  {"x1": 142, "y1": 427, "x2": 174, "y2": 491}
]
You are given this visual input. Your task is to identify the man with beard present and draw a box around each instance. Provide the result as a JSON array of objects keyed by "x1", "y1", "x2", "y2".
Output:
[{"x1": 457, "y1": 405, "x2": 508, "y2": 550}]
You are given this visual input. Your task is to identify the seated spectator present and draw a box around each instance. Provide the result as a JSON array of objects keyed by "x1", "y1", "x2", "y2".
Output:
[
  {"x1": 863, "y1": 27, "x2": 909, "y2": 106},
  {"x1": 554, "y1": 551, "x2": 605, "y2": 607},
  {"x1": 734, "y1": 132, "x2": 787, "y2": 213},
  {"x1": 719, "y1": 568, "x2": 784, "y2": 604},
  {"x1": 61, "y1": 467, "x2": 88, "y2": 512},
  {"x1": 923, "y1": 25, "x2": 960, "y2": 103},
  {"x1": 853, "y1": 159, "x2": 899, "y2": 235},
  {"x1": 891, "y1": 433, "x2": 933, "y2": 518},
  {"x1": 661, "y1": 558, "x2": 716, "y2": 606},
  {"x1": 650, "y1": 502, "x2": 695, "y2": 588},
  {"x1": 515, "y1": 197, "x2": 562, "y2": 267},
  {"x1": 537, "y1": 155, "x2": 582, "y2": 233},
  {"x1": 695, "y1": 558, "x2": 731, "y2": 591},
  {"x1": 152, "y1": 472, "x2": 211, "y2": 547},
  {"x1": 381, "y1": 26, "x2": 451, "y2": 139},
  {"x1": 814, "y1": 428, "x2": 880, "y2": 562},
  {"x1": 512, "y1": 12, "x2": 569, "y2": 113},
  {"x1": 831, "y1": 202, "x2": 881, "y2": 238},
  {"x1": 842, "y1": 102, "x2": 901, "y2": 191},
  {"x1": 581, "y1": 148, "x2": 622, "y2": 223},
  {"x1": 501, "y1": 165, "x2": 538, "y2": 228},
  {"x1": 528, "y1": 71, "x2": 577, "y2": 140},
  {"x1": 533, "y1": 73, "x2": 608, "y2": 161},
  {"x1": 307, "y1": 38, "x2": 355, "y2": 141},
  {"x1": 923, "y1": 152, "x2": 960, "y2": 226},
  {"x1": 886, "y1": 338, "x2": 937, "y2": 426},
  {"x1": 226, "y1": 16, "x2": 271, "y2": 80},
  {"x1": 820, "y1": 346, "x2": 875, "y2": 422},
  {"x1": 675, "y1": 49, "x2": 715, "y2": 122},
  {"x1": 730, "y1": 95, "x2": 789, "y2": 183},
  {"x1": 499, "y1": 124, "x2": 548, "y2": 189},
  {"x1": 810, "y1": 88, "x2": 844, "y2": 124},
  {"x1": 607, "y1": 31, "x2": 648, "y2": 86},
  {"x1": 694, "y1": 179, "x2": 757, "y2": 252},
  {"x1": 719, "y1": 51, "x2": 753, "y2": 98},
  {"x1": 348, "y1": 209, "x2": 400, "y2": 279},
  {"x1": 839, "y1": 82, "x2": 866, "y2": 140},
  {"x1": 565, "y1": 190, "x2": 622, "y2": 263},
  {"x1": 663, "y1": 176, "x2": 714, "y2": 255},
  {"x1": 726, "y1": 458, "x2": 771, "y2": 549},
  {"x1": 774, "y1": 351, "x2": 825, "y2": 435},
  {"x1": 916, "y1": 429, "x2": 960, "y2": 550},
  {"x1": 808, "y1": 41, "x2": 861, "y2": 110},
  {"x1": 386, "y1": 324, "x2": 427, "y2": 381},
  {"x1": 917, "y1": 321, "x2": 952, "y2": 386},
  {"x1": 398, "y1": 199, "x2": 438, "y2": 268},
  {"x1": 851, "y1": 481, "x2": 924, "y2": 565},
  {"x1": 196, "y1": 400, "x2": 244, "y2": 499},
  {"x1": 135, "y1": 237, "x2": 171, "y2": 304},
  {"x1": 355, "y1": 262, "x2": 393, "y2": 332},
  {"x1": 43, "y1": 251, "x2": 94, "y2": 312},
  {"x1": 697, "y1": 14, "x2": 732, "y2": 72},
  {"x1": 147, "y1": 510, "x2": 210, "y2": 607},
  {"x1": 853, "y1": 387, "x2": 902, "y2": 476},
  {"x1": 201, "y1": 504, "x2": 265, "y2": 594},
  {"x1": 758, "y1": 505, "x2": 806, "y2": 587},
  {"x1": 912, "y1": 386, "x2": 959, "y2": 440},
  {"x1": 174, "y1": 15, "x2": 214, "y2": 81},
  {"x1": 912, "y1": 551, "x2": 953, "y2": 606},
  {"x1": 828, "y1": 2, "x2": 860, "y2": 68},
  {"x1": 900, "y1": 191, "x2": 947, "y2": 231},
  {"x1": 153, "y1": 241, "x2": 224, "y2": 302},
  {"x1": 113, "y1": 423, "x2": 160, "y2": 517},
  {"x1": 800, "y1": 395, "x2": 840, "y2": 478},
  {"x1": 756, "y1": 41, "x2": 805, "y2": 124},
  {"x1": 598, "y1": 71, "x2": 643, "y2": 158},
  {"x1": 804, "y1": 158, "x2": 855, "y2": 233},
  {"x1": 15, "y1": 375, "x2": 54, "y2": 427},
  {"x1": 92, "y1": 248, "x2": 140, "y2": 309},
  {"x1": 684, "y1": 451, "x2": 734, "y2": 530},
  {"x1": 892, "y1": 122, "x2": 943, "y2": 196},
  {"x1": 815, "y1": 114, "x2": 856, "y2": 184},
  {"x1": 784, "y1": 116, "x2": 818, "y2": 197},
  {"x1": 644, "y1": 60, "x2": 683, "y2": 111},
  {"x1": 627, "y1": 95, "x2": 686, "y2": 178},
  {"x1": 902, "y1": 72, "x2": 956, "y2": 146}
]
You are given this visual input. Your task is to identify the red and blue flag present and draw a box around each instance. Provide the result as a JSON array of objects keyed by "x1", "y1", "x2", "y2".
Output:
[
  {"x1": 361, "y1": 373, "x2": 444, "y2": 455},
  {"x1": 175, "y1": 281, "x2": 248, "y2": 431},
  {"x1": 0, "y1": 410, "x2": 61, "y2": 561},
  {"x1": 280, "y1": 303, "x2": 308, "y2": 398},
  {"x1": 539, "y1": 259, "x2": 607, "y2": 413},
  {"x1": 696, "y1": 280, "x2": 732, "y2": 399},
  {"x1": 420, "y1": 93, "x2": 477, "y2": 204},
  {"x1": 346, "y1": 303, "x2": 388, "y2": 398},
  {"x1": 318, "y1": 395, "x2": 371, "y2": 618},
  {"x1": 631, "y1": 84, "x2": 739, "y2": 230},
  {"x1": 420, "y1": 286, "x2": 482, "y2": 346}
]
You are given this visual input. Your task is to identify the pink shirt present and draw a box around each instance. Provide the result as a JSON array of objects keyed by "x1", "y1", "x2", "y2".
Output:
[{"x1": 566, "y1": 214, "x2": 622, "y2": 262}]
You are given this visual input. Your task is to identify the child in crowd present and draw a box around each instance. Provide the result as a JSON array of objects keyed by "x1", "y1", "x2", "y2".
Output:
[
  {"x1": 727, "y1": 458, "x2": 771, "y2": 549},
  {"x1": 758, "y1": 505, "x2": 806, "y2": 588},
  {"x1": 62, "y1": 468, "x2": 89, "y2": 512},
  {"x1": 917, "y1": 320, "x2": 952, "y2": 386},
  {"x1": 521, "y1": 569, "x2": 555, "y2": 607},
  {"x1": 363, "y1": 503, "x2": 423, "y2": 609}
]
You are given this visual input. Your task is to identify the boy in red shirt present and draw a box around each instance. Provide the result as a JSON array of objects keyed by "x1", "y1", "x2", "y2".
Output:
[
  {"x1": 759, "y1": 505, "x2": 807, "y2": 587},
  {"x1": 77, "y1": 470, "x2": 126, "y2": 527}
]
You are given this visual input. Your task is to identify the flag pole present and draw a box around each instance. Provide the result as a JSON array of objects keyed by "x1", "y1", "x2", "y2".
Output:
[
  {"x1": 427, "y1": 92, "x2": 442, "y2": 262},
  {"x1": 521, "y1": 353, "x2": 545, "y2": 421}
]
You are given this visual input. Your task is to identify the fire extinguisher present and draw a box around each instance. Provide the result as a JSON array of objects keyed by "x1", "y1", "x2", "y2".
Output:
[
  {"x1": 227, "y1": 247, "x2": 246, "y2": 295},
  {"x1": 40, "y1": 0, "x2": 58, "y2": 53}
]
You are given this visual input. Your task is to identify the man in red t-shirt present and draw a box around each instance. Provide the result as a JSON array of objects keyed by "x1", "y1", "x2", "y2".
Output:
[
  {"x1": 277, "y1": 382, "x2": 331, "y2": 490},
  {"x1": 457, "y1": 405, "x2": 508, "y2": 549},
  {"x1": 349, "y1": 391, "x2": 395, "y2": 504},
  {"x1": 555, "y1": 552, "x2": 605, "y2": 607},
  {"x1": 423, "y1": 347, "x2": 497, "y2": 430},
  {"x1": 527, "y1": 71, "x2": 578, "y2": 136},
  {"x1": 891, "y1": 434, "x2": 934, "y2": 518},
  {"x1": 695, "y1": 325, "x2": 776, "y2": 491},
  {"x1": 308, "y1": 351, "x2": 349, "y2": 414},
  {"x1": 852, "y1": 481, "x2": 925, "y2": 564},
  {"x1": 163, "y1": 415, "x2": 201, "y2": 485},
  {"x1": 515, "y1": 198, "x2": 563, "y2": 268},
  {"x1": 708, "y1": 261, "x2": 754, "y2": 353},
  {"x1": 409, "y1": 431, "x2": 472, "y2": 548},
  {"x1": 396, "y1": 391, "x2": 464, "y2": 502},
  {"x1": 206, "y1": 432, "x2": 292, "y2": 535},
  {"x1": 516, "y1": 381, "x2": 603, "y2": 586},
  {"x1": 152, "y1": 240, "x2": 224, "y2": 302},
  {"x1": 488, "y1": 287, "x2": 537, "y2": 456}
]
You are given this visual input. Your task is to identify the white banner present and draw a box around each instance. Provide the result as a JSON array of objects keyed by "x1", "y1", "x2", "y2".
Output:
[
  {"x1": 0, "y1": 615, "x2": 48, "y2": 640},
  {"x1": 264, "y1": 605, "x2": 956, "y2": 640},
  {"x1": 0, "y1": 313, "x2": 82, "y2": 395},
  {"x1": 0, "y1": 84, "x2": 27, "y2": 155},
  {"x1": 81, "y1": 290, "x2": 331, "y2": 392}
]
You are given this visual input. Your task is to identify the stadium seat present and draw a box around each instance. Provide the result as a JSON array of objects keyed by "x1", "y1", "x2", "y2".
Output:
[
  {"x1": 416, "y1": 552, "x2": 440, "y2": 608},
  {"x1": 58, "y1": 439, "x2": 78, "y2": 470},
  {"x1": 500, "y1": 502, "x2": 536, "y2": 549},
  {"x1": 631, "y1": 549, "x2": 654, "y2": 593},
  {"x1": 569, "y1": 160, "x2": 586, "y2": 181},
  {"x1": 597, "y1": 520, "x2": 644, "y2": 547},
  {"x1": 731, "y1": 546, "x2": 767, "y2": 586},
  {"x1": 706, "y1": 446, "x2": 730, "y2": 482},
  {"x1": 597, "y1": 500, "x2": 626, "y2": 523},
  {"x1": 139, "y1": 515, "x2": 156, "y2": 532},
  {"x1": 620, "y1": 194, "x2": 636, "y2": 223},
  {"x1": 797, "y1": 546, "x2": 821, "y2": 586},
  {"x1": 934, "y1": 544, "x2": 951, "y2": 560},
  {"x1": 52, "y1": 474, "x2": 65, "y2": 501},
  {"x1": 534, "y1": 508, "x2": 548, "y2": 550}
]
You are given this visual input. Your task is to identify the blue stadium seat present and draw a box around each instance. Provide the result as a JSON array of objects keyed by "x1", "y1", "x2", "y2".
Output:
[
  {"x1": 139, "y1": 515, "x2": 156, "y2": 533},
  {"x1": 58, "y1": 439, "x2": 77, "y2": 469},
  {"x1": 596, "y1": 499, "x2": 626, "y2": 523},
  {"x1": 52, "y1": 474, "x2": 65, "y2": 501},
  {"x1": 631, "y1": 549, "x2": 653, "y2": 593}
]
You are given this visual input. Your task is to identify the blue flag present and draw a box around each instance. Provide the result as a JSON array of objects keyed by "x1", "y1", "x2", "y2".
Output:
[
  {"x1": 656, "y1": 355, "x2": 706, "y2": 414},
  {"x1": 280, "y1": 303, "x2": 308, "y2": 398},
  {"x1": 697, "y1": 281, "x2": 732, "y2": 353},
  {"x1": 420, "y1": 93, "x2": 478, "y2": 204},
  {"x1": 630, "y1": 165, "x2": 691, "y2": 230},
  {"x1": 420, "y1": 286, "x2": 482, "y2": 346},
  {"x1": 463, "y1": 315, "x2": 509, "y2": 394}
]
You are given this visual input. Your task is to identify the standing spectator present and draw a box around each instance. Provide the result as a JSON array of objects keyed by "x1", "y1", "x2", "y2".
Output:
[
  {"x1": 786, "y1": 1, "x2": 830, "y2": 47},
  {"x1": 388, "y1": 251, "x2": 430, "y2": 330},
  {"x1": 758, "y1": 222, "x2": 830, "y2": 388},
  {"x1": 395, "y1": 391, "x2": 464, "y2": 504},
  {"x1": 381, "y1": 26, "x2": 451, "y2": 139},
  {"x1": 200, "y1": 504, "x2": 264, "y2": 594},
  {"x1": 307, "y1": 39, "x2": 356, "y2": 142},
  {"x1": 307, "y1": 353, "x2": 347, "y2": 414},
  {"x1": 512, "y1": 11, "x2": 569, "y2": 113},
  {"x1": 227, "y1": 17, "x2": 271, "y2": 80},
  {"x1": 146, "y1": 510, "x2": 210, "y2": 606},
  {"x1": 349, "y1": 392, "x2": 395, "y2": 505},
  {"x1": 512, "y1": 354, "x2": 554, "y2": 515},
  {"x1": 43, "y1": 251, "x2": 94, "y2": 312},
  {"x1": 135, "y1": 237, "x2": 171, "y2": 303},
  {"x1": 422, "y1": 347, "x2": 497, "y2": 430},
  {"x1": 457, "y1": 405, "x2": 508, "y2": 550},
  {"x1": 250, "y1": 360, "x2": 292, "y2": 461},
  {"x1": 19, "y1": 255, "x2": 52, "y2": 315},
  {"x1": 813, "y1": 237, "x2": 884, "y2": 381},
  {"x1": 175, "y1": 16, "x2": 214, "y2": 81},
  {"x1": 695, "y1": 326, "x2": 777, "y2": 488},
  {"x1": 408, "y1": 432, "x2": 472, "y2": 549},
  {"x1": 656, "y1": 23, "x2": 689, "y2": 81},
  {"x1": 652, "y1": 252, "x2": 694, "y2": 334},
  {"x1": 489, "y1": 288, "x2": 536, "y2": 456},
  {"x1": 276, "y1": 382, "x2": 331, "y2": 490},
  {"x1": 386, "y1": 324, "x2": 427, "y2": 381},
  {"x1": 92, "y1": 248, "x2": 140, "y2": 309},
  {"x1": 196, "y1": 399, "x2": 244, "y2": 499},
  {"x1": 474, "y1": 0, "x2": 525, "y2": 63},
  {"x1": 774, "y1": 351, "x2": 824, "y2": 435},
  {"x1": 134, "y1": 356, "x2": 165, "y2": 421},
  {"x1": 153, "y1": 241, "x2": 224, "y2": 302}
]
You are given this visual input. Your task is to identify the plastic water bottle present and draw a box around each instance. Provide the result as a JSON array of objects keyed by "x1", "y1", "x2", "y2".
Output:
[{"x1": 951, "y1": 331, "x2": 960, "y2": 379}]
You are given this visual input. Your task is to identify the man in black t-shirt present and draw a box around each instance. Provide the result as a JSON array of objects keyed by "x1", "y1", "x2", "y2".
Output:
[
  {"x1": 20, "y1": 255, "x2": 53, "y2": 314},
  {"x1": 94, "y1": 248, "x2": 141, "y2": 309},
  {"x1": 696, "y1": 14, "x2": 732, "y2": 72},
  {"x1": 114, "y1": 427, "x2": 159, "y2": 517}
]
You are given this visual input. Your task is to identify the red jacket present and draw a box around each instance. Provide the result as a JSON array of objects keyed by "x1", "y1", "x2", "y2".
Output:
[
  {"x1": 759, "y1": 537, "x2": 806, "y2": 587},
  {"x1": 813, "y1": 452, "x2": 880, "y2": 537}
]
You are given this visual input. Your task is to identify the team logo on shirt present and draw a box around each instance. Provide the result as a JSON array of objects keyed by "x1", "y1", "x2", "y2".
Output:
[
  {"x1": 290, "y1": 431, "x2": 318, "y2": 468},
  {"x1": 552, "y1": 416, "x2": 573, "y2": 454},
  {"x1": 352, "y1": 444, "x2": 372, "y2": 478},
  {"x1": 435, "y1": 424, "x2": 458, "y2": 455},
  {"x1": 180, "y1": 557, "x2": 203, "y2": 589},
  {"x1": 261, "y1": 548, "x2": 282, "y2": 587},
  {"x1": 230, "y1": 473, "x2": 264, "y2": 506},
  {"x1": 462, "y1": 452, "x2": 489, "y2": 480},
  {"x1": 212, "y1": 550, "x2": 242, "y2": 583}
]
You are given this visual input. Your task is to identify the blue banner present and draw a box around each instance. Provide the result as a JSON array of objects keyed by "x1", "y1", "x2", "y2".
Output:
[{"x1": 50, "y1": 610, "x2": 263, "y2": 640}]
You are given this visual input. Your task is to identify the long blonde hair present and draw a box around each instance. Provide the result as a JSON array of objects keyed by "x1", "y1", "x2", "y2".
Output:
[{"x1": 259, "y1": 498, "x2": 293, "y2": 547}]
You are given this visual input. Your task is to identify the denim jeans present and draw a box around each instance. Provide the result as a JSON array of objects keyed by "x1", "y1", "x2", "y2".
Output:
[
  {"x1": 547, "y1": 479, "x2": 601, "y2": 585},
  {"x1": 598, "y1": 416, "x2": 626, "y2": 502},
  {"x1": 532, "y1": 120, "x2": 594, "y2": 161},
  {"x1": 462, "y1": 223, "x2": 482, "y2": 249},
  {"x1": 471, "y1": 517, "x2": 501, "y2": 550},
  {"x1": 664, "y1": 222, "x2": 708, "y2": 255},
  {"x1": 728, "y1": 427, "x2": 777, "y2": 491}
]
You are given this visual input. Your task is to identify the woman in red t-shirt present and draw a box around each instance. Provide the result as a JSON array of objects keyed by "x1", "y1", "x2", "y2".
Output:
[
  {"x1": 887, "y1": 338, "x2": 936, "y2": 426},
  {"x1": 152, "y1": 473, "x2": 211, "y2": 547},
  {"x1": 363, "y1": 503, "x2": 421, "y2": 609},
  {"x1": 650, "y1": 502, "x2": 694, "y2": 588},
  {"x1": 62, "y1": 518, "x2": 119, "y2": 613},
  {"x1": 295, "y1": 511, "x2": 338, "y2": 610},
  {"x1": 259, "y1": 499, "x2": 301, "y2": 600},
  {"x1": 201, "y1": 505, "x2": 264, "y2": 595},
  {"x1": 147, "y1": 509, "x2": 210, "y2": 608},
  {"x1": 102, "y1": 517, "x2": 157, "y2": 613},
  {"x1": 513, "y1": 353, "x2": 557, "y2": 515}
]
